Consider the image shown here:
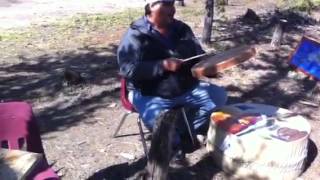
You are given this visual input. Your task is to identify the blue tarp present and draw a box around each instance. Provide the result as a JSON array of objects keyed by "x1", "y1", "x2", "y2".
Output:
[{"x1": 291, "y1": 37, "x2": 320, "y2": 79}]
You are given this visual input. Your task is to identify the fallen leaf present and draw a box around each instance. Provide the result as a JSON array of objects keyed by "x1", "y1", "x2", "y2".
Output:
[
  {"x1": 108, "y1": 103, "x2": 117, "y2": 108},
  {"x1": 119, "y1": 153, "x2": 135, "y2": 160}
]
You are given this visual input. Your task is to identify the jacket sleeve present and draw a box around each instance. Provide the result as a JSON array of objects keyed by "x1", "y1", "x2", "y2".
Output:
[{"x1": 117, "y1": 30, "x2": 165, "y2": 81}]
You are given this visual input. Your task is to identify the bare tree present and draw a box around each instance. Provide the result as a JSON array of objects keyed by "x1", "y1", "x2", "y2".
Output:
[{"x1": 202, "y1": 0, "x2": 214, "y2": 44}]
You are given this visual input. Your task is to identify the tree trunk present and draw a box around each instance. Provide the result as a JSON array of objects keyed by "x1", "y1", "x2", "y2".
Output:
[
  {"x1": 202, "y1": 0, "x2": 214, "y2": 44},
  {"x1": 271, "y1": 19, "x2": 287, "y2": 48}
]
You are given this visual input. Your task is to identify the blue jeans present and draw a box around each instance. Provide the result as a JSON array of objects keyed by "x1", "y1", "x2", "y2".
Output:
[{"x1": 129, "y1": 82, "x2": 228, "y2": 136}]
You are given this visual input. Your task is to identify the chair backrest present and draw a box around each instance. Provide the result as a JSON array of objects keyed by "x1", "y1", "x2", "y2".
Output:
[
  {"x1": 0, "y1": 102, "x2": 60, "y2": 179},
  {"x1": 120, "y1": 78, "x2": 136, "y2": 112},
  {"x1": 0, "y1": 102, "x2": 45, "y2": 154}
]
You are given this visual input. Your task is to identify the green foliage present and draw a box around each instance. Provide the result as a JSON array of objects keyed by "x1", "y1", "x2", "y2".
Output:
[
  {"x1": 57, "y1": 9, "x2": 142, "y2": 31},
  {"x1": 0, "y1": 30, "x2": 31, "y2": 42}
]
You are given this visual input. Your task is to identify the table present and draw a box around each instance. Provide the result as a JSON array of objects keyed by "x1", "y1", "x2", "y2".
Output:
[
  {"x1": 0, "y1": 148, "x2": 42, "y2": 180},
  {"x1": 207, "y1": 103, "x2": 311, "y2": 180}
]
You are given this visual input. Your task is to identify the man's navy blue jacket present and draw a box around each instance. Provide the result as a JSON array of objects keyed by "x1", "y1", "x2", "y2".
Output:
[{"x1": 117, "y1": 16, "x2": 205, "y2": 98}]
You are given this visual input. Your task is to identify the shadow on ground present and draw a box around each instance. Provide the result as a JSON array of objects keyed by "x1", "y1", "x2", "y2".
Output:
[
  {"x1": 210, "y1": 8, "x2": 317, "y2": 49},
  {"x1": 0, "y1": 44, "x2": 120, "y2": 134},
  {"x1": 224, "y1": 45, "x2": 318, "y2": 118},
  {"x1": 211, "y1": 14, "x2": 319, "y2": 117},
  {"x1": 87, "y1": 154, "x2": 221, "y2": 180}
]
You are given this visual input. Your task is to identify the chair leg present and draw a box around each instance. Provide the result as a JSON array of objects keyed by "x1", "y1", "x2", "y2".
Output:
[
  {"x1": 137, "y1": 117, "x2": 148, "y2": 158},
  {"x1": 181, "y1": 108, "x2": 195, "y2": 145},
  {"x1": 113, "y1": 112, "x2": 131, "y2": 138}
]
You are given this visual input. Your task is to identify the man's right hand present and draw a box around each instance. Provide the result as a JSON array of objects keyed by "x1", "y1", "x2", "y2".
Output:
[{"x1": 162, "y1": 58, "x2": 183, "y2": 72}]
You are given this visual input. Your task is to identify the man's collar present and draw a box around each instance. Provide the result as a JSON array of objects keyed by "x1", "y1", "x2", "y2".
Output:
[{"x1": 143, "y1": 16, "x2": 153, "y2": 32}]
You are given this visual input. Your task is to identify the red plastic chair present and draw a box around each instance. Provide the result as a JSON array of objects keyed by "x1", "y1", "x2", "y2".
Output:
[
  {"x1": 113, "y1": 78, "x2": 195, "y2": 157},
  {"x1": 112, "y1": 78, "x2": 148, "y2": 157},
  {"x1": 0, "y1": 102, "x2": 59, "y2": 180}
]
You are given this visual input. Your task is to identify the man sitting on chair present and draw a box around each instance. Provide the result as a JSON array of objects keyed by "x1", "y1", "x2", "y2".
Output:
[{"x1": 117, "y1": 0, "x2": 227, "y2": 162}]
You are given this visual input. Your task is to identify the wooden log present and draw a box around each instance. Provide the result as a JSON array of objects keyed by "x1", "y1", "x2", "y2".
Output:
[{"x1": 191, "y1": 45, "x2": 256, "y2": 78}]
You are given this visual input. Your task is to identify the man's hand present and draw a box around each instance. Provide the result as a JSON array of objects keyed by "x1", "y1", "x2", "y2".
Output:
[{"x1": 162, "y1": 58, "x2": 183, "y2": 72}]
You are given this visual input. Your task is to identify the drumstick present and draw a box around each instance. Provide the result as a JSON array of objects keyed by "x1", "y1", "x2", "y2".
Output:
[{"x1": 181, "y1": 52, "x2": 215, "y2": 63}]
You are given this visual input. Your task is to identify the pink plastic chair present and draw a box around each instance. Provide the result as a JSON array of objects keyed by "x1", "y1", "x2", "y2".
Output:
[{"x1": 0, "y1": 102, "x2": 59, "y2": 180}]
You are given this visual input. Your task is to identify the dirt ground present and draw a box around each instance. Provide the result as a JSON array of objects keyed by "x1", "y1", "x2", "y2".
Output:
[{"x1": 0, "y1": 0, "x2": 320, "y2": 179}]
